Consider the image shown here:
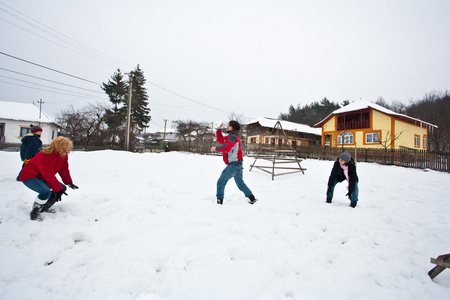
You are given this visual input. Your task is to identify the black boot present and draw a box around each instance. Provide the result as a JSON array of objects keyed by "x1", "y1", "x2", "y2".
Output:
[
  {"x1": 40, "y1": 192, "x2": 57, "y2": 213},
  {"x1": 30, "y1": 202, "x2": 43, "y2": 221},
  {"x1": 247, "y1": 194, "x2": 258, "y2": 204},
  {"x1": 217, "y1": 198, "x2": 223, "y2": 205},
  {"x1": 326, "y1": 196, "x2": 332, "y2": 203},
  {"x1": 350, "y1": 201, "x2": 357, "y2": 208}
]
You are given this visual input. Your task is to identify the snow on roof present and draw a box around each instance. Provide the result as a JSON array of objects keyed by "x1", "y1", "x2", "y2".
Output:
[
  {"x1": 0, "y1": 101, "x2": 55, "y2": 124},
  {"x1": 315, "y1": 99, "x2": 437, "y2": 128},
  {"x1": 245, "y1": 117, "x2": 322, "y2": 136}
]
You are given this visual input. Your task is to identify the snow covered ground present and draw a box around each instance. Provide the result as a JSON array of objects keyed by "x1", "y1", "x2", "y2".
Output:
[{"x1": 1, "y1": 150, "x2": 449, "y2": 300}]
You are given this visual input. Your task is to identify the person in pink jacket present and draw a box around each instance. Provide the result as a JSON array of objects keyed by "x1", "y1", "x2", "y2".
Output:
[
  {"x1": 211, "y1": 121, "x2": 257, "y2": 205},
  {"x1": 18, "y1": 136, "x2": 78, "y2": 220}
]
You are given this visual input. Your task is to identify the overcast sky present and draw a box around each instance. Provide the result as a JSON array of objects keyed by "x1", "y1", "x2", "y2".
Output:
[{"x1": 1, "y1": 0, "x2": 449, "y2": 132}]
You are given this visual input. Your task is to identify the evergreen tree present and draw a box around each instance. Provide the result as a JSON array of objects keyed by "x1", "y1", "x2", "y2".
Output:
[
  {"x1": 102, "y1": 69, "x2": 127, "y2": 146},
  {"x1": 102, "y1": 66, "x2": 151, "y2": 150},
  {"x1": 127, "y1": 65, "x2": 151, "y2": 133},
  {"x1": 279, "y1": 97, "x2": 341, "y2": 126}
]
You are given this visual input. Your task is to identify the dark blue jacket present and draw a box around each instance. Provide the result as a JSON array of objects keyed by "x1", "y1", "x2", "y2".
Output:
[{"x1": 20, "y1": 133, "x2": 42, "y2": 161}]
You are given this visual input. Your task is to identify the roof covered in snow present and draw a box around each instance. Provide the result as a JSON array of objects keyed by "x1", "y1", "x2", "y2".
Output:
[
  {"x1": 0, "y1": 101, "x2": 55, "y2": 124},
  {"x1": 314, "y1": 100, "x2": 438, "y2": 129},
  {"x1": 245, "y1": 117, "x2": 322, "y2": 136}
]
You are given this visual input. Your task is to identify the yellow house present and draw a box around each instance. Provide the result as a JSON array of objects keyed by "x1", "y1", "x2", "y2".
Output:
[{"x1": 314, "y1": 100, "x2": 437, "y2": 150}]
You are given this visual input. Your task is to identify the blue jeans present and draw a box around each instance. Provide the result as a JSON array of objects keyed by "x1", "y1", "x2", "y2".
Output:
[
  {"x1": 23, "y1": 178, "x2": 65, "y2": 201},
  {"x1": 327, "y1": 179, "x2": 359, "y2": 202},
  {"x1": 216, "y1": 163, "x2": 252, "y2": 200}
]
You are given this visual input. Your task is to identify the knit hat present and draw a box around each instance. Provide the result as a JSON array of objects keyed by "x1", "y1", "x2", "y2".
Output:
[
  {"x1": 339, "y1": 152, "x2": 351, "y2": 163},
  {"x1": 30, "y1": 125, "x2": 42, "y2": 133}
]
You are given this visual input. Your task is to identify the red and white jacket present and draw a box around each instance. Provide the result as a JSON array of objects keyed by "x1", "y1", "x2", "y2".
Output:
[
  {"x1": 18, "y1": 151, "x2": 73, "y2": 192},
  {"x1": 216, "y1": 129, "x2": 243, "y2": 165}
]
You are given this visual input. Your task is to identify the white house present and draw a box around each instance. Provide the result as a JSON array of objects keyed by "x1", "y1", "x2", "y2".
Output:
[
  {"x1": 0, "y1": 101, "x2": 59, "y2": 145},
  {"x1": 245, "y1": 117, "x2": 322, "y2": 147}
]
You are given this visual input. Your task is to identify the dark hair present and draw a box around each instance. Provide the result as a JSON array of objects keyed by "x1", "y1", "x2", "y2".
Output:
[{"x1": 228, "y1": 120, "x2": 240, "y2": 131}]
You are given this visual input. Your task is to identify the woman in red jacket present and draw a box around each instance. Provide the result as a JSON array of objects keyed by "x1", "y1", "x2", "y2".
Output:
[
  {"x1": 211, "y1": 121, "x2": 257, "y2": 205},
  {"x1": 18, "y1": 136, "x2": 78, "y2": 220}
]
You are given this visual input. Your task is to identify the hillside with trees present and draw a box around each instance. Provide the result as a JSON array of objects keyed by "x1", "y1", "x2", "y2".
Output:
[
  {"x1": 278, "y1": 97, "x2": 342, "y2": 127},
  {"x1": 376, "y1": 91, "x2": 450, "y2": 152}
]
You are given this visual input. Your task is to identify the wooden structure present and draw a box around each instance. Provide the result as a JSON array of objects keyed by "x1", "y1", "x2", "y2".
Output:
[
  {"x1": 245, "y1": 117, "x2": 321, "y2": 148},
  {"x1": 428, "y1": 253, "x2": 450, "y2": 279},
  {"x1": 249, "y1": 121, "x2": 306, "y2": 180}
]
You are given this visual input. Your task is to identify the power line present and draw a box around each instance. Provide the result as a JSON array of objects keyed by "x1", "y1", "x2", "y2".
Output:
[
  {"x1": 0, "y1": 3, "x2": 131, "y2": 69},
  {"x1": 0, "y1": 3, "x2": 253, "y2": 119},
  {"x1": 0, "y1": 80, "x2": 105, "y2": 99},
  {"x1": 0, "y1": 51, "x2": 99, "y2": 84},
  {"x1": 0, "y1": 74, "x2": 100, "y2": 95},
  {"x1": 0, "y1": 16, "x2": 118, "y2": 69},
  {"x1": 0, "y1": 67, "x2": 103, "y2": 93},
  {"x1": 147, "y1": 81, "x2": 230, "y2": 114}
]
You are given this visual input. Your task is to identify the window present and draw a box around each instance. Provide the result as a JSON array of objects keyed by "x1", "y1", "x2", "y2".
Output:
[
  {"x1": 338, "y1": 132, "x2": 354, "y2": 145},
  {"x1": 20, "y1": 127, "x2": 31, "y2": 137},
  {"x1": 414, "y1": 135, "x2": 420, "y2": 148},
  {"x1": 423, "y1": 135, "x2": 427, "y2": 148},
  {"x1": 365, "y1": 132, "x2": 380, "y2": 144}
]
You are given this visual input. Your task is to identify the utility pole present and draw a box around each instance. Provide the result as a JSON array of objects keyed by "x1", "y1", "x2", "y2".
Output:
[
  {"x1": 211, "y1": 122, "x2": 214, "y2": 147},
  {"x1": 125, "y1": 73, "x2": 133, "y2": 151},
  {"x1": 163, "y1": 119, "x2": 167, "y2": 140},
  {"x1": 37, "y1": 99, "x2": 44, "y2": 125}
]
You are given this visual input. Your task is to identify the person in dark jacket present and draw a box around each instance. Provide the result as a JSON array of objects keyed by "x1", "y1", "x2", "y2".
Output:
[
  {"x1": 20, "y1": 125, "x2": 43, "y2": 164},
  {"x1": 326, "y1": 152, "x2": 359, "y2": 208},
  {"x1": 210, "y1": 121, "x2": 257, "y2": 205},
  {"x1": 18, "y1": 136, "x2": 78, "y2": 221}
]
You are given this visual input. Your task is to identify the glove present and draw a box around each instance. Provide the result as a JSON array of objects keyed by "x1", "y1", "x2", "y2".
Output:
[
  {"x1": 55, "y1": 189, "x2": 68, "y2": 202},
  {"x1": 68, "y1": 183, "x2": 79, "y2": 190},
  {"x1": 346, "y1": 191, "x2": 352, "y2": 199}
]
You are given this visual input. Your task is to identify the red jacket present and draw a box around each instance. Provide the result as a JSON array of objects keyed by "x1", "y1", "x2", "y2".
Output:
[
  {"x1": 18, "y1": 151, "x2": 73, "y2": 192},
  {"x1": 216, "y1": 130, "x2": 243, "y2": 165}
]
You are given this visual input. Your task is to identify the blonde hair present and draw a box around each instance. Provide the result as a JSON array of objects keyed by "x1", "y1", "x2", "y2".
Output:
[{"x1": 42, "y1": 136, "x2": 73, "y2": 156}]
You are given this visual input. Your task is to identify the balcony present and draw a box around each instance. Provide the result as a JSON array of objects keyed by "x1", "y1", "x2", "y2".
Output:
[{"x1": 337, "y1": 119, "x2": 370, "y2": 131}]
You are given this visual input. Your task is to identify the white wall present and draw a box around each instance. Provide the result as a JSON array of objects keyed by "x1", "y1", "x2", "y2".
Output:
[{"x1": 0, "y1": 119, "x2": 59, "y2": 144}]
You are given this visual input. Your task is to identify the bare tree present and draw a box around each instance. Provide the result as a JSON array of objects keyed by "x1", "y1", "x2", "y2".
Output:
[
  {"x1": 172, "y1": 120, "x2": 211, "y2": 152},
  {"x1": 56, "y1": 102, "x2": 109, "y2": 148},
  {"x1": 375, "y1": 97, "x2": 390, "y2": 109},
  {"x1": 390, "y1": 100, "x2": 407, "y2": 113},
  {"x1": 228, "y1": 112, "x2": 249, "y2": 125},
  {"x1": 81, "y1": 102, "x2": 108, "y2": 146},
  {"x1": 56, "y1": 105, "x2": 85, "y2": 145},
  {"x1": 378, "y1": 131, "x2": 403, "y2": 164}
]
